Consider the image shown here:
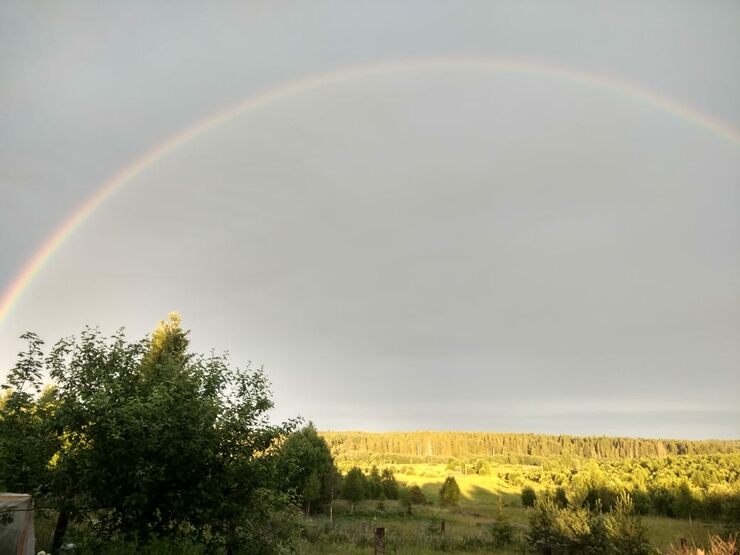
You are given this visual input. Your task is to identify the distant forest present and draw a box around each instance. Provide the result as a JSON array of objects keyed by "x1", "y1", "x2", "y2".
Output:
[{"x1": 321, "y1": 431, "x2": 740, "y2": 462}]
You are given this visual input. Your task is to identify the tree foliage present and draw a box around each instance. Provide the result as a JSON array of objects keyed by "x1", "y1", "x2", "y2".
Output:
[
  {"x1": 0, "y1": 315, "x2": 300, "y2": 552},
  {"x1": 276, "y1": 423, "x2": 337, "y2": 515},
  {"x1": 341, "y1": 467, "x2": 366, "y2": 510},
  {"x1": 321, "y1": 431, "x2": 740, "y2": 461},
  {"x1": 439, "y1": 476, "x2": 461, "y2": 506},
  {"x1": 522, "y1": 486, "x2": 538, "y2": 507},
  {"x1": 528, "y1": 494, "x2": 654, "y2": 555}
]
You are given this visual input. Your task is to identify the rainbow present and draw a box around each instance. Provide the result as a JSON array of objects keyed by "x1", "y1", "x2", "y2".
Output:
[{"x1": 1, "y1": 57, "x2": 739, "y2": 330}]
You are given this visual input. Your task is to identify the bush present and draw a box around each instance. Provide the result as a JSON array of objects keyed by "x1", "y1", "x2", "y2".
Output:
[
  {"x1": 603, "y1": 493, "x2": 654, "y2": 555},
  {"x1": 399, "y1": 484, "x2": 427, "y2": 514},
  {"x1": 527, "y1": 498, "x2": 560, "y2": 553},
  {"x1": 439, "y1": 476, "x2": 461, "y2": 506},
  {"x1": 489, "y1": 498, "x2": 514, "y2": 547},
  {"x1": 522, "y1": 486, "x2": 537, "y2": 507},
  {"x1": 631, "y1": 489, "x2": 653, "y2": 515},
  {"x1": 527, "y1": 494, "x2": 654, "y2": 555},
  {"x1": 554, "y1": 487, "x2": 569, "y2": 508}
]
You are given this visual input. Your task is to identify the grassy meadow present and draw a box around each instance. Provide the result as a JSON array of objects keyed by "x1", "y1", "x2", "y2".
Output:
[{"x1": 297, "y1": 461, "x2": 729, "y2": 554}]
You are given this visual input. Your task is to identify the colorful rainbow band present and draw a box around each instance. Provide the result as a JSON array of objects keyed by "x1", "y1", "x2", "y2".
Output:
[{"x1": 2, "y1": 57, "x2": 739, "y2": 330}]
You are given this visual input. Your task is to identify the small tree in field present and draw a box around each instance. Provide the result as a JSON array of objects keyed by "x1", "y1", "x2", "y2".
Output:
[
  {"x1": 368, "y1": 466, "x2": 383, "y2": 499},
  {"x1": 439, "y1": 476, "x2": 461, "y2": 506},
  {"x1": 604, "y1": 492, "x2": 653, "y2": 555},
  {"x1": 342, "y1": 467, "x2": 366, "y2": 512},
  {"x1": 489, "y1": 496, "x2": 515, "y2": 547},
  {"x1": 554, "y1": 486, "x2": 569, "y2": 508},
  {"x1": 400, "y1": 484, "x2": 427, "y2": 514},
  {"x1": 276, "y1": 423, "x2": 337, "y2": 516},
  {"x1": 381, "y1": 468, "x2": 400, "y2": 500},
  {"x1": 522, "y1": 486, "x2": 537, "y2": 507}
]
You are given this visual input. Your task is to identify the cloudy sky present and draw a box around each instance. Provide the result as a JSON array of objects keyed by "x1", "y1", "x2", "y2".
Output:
[{"x1": 1, "y1": 1, "x2": 738, "y2": 439}]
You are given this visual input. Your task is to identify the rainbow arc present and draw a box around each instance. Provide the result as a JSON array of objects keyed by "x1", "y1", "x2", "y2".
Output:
[{"x1": 1, "y1": 57, "x2": 738, "y2": 329}]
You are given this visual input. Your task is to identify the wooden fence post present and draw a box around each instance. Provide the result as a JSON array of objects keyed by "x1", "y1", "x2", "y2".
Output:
[{"x1": 374, "y1": 527, "x2": 385, "y2": 555}]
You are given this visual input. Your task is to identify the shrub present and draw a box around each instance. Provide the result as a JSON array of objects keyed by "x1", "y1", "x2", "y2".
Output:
[
  {"x1": 407, "y1": 484, "x2": 427, "y2": 504},
  {"x1": 527, "y1": 494, "x2": 653, "y2": 555},
  {"x1": 522, "y1": 486, "x2": 537, "y2": 507},
  {"x1": 489, "y1": 497, "x2": 514, "y2": 547},
  {"x1": 439, "y1": 476, "x2": 461, "y2": 506},
  {"x1": 554, "y1": 487, "x2": 569, "y2": 508},
  {"x1": 603, "y1": 493, "x2": 654, "y2": 555},
  {"x1": 527, "y1": 498, "x2": 560, "y2": 553}
]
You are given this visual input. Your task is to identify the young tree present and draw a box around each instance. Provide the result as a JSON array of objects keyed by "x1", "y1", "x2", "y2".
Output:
[
  {"x1": 439, "y1": 476, "x2": 461, "y2": 507},
  {"x1": 554, "y1": 487, "x2": 569, "y2": 509},
  {"x1": 381, "y1": 468, "x2": 400, "y2": 500},
  {"x1": 276, "y1": 423, "x2": 338, "y2": 516},
  {"x1": 489, "y1": 496, "x2": 514, "y2": 547},
  {"x1": 522, "y1": 486, "x2": 538, "y2": 508},
  {"x1": 400, "y1": 484, "x2": 427, "y2": 514},
  {"x1": 342, "y1": 467, "x2": 366, "y2": 512},
  {"x1": 367, "y1": 466, "x2": 383, "y2": 499},
  {"x1": 604, "y1": 493, "x2": 653, "y2": 555},
  {"x1": 527, "y1": 497, "x2": 560, "y2": 554}
]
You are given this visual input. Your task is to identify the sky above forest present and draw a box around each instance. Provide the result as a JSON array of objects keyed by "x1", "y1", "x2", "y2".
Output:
[{"x1": 1, "y1": 1, "x2": 738, "y2": 439}]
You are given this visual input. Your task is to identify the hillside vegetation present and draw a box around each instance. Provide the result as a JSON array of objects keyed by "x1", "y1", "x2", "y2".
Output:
[{"x1": 321, "y1": 431, "x2": 740, "y2": 461}]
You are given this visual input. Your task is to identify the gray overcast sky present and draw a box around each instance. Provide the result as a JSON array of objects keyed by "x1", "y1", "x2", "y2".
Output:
[{"x1": 1, "y1": 1, "x2": 738, "y2": 439}]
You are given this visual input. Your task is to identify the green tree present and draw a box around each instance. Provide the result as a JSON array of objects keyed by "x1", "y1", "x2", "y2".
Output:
[
  {"x1": 528, "y1": 498, "x2": 560, "y2": 554},
  {"x1": 672, "y1": 481, "x2": 697, "y2": 518},
  {"x1": 489, "y1": 497, "x2": 514, "y2": 547},
  {"x1": 522, "y1": 486, "x2": 538, "y2": 507},
  {"x1": 439, "y1": 476, "x2": 461, "y2": 506},
  {"x1": 367, "y1": 466, "x2": 383, "y2": 499},
  {"x1": 2, "y1": 315, "x2": 300, "y2": 553},
  {"x1": 276, "y1": 423, "x2": 337, "y2": 516},
  {"x1": 603, "y1": 493, "x2": 653, "y2": 555},
  {"x1": 0, "y1": 333, "x2": 59, "y2": 495},
  {"x1": 381, "y1": 468, "x2": 399, "y2": 500},
  {"x1": 342, "y1": 467, "x2": 366, "y2": 511},
  {"x1": 554, "y1": 486, "x2": 569, "y2": 508}
]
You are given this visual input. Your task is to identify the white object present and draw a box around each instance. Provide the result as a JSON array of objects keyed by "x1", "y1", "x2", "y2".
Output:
[{"x1": 0, "y1": 493, "x2": 35, "y2": 555}]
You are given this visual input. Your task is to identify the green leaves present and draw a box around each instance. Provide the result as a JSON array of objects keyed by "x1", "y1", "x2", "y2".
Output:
[
  {"x1": 527, "y1": 494, "x2": 654, "y2": 554},
  {"x1": 5, "y1": 332, "x2": 45, "y2": 398},
  {"x1": 0, "y1": 316, "x2": 300, "y2": 551},
  {"x1": 439, "y1": 476, "x2": 461, "y2": 506},
  {"x1": 276, "y1": 424, "x2": 337, "y2": 514}
]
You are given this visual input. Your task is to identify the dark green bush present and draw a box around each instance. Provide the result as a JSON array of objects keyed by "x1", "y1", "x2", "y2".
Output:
[{"x1": 522, "y1": 486, "x2": 538, "y2": 507}]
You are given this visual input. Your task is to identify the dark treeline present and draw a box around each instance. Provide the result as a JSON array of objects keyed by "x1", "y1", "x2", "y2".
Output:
[{"x1": 321, "y1": 431, "x2": 740, "y2": 461}]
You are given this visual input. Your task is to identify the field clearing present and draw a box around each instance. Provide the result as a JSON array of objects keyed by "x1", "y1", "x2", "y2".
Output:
[
  {"x1": 307, "y1": 462, "x2": 728, "y2": 554},
  {"x1": 299, "y1": 501, "x2": 723, "y2": 554}
]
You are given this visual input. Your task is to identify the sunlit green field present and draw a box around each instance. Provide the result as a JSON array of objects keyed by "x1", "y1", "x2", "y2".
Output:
[
  {"x1": 299, "y1": 463, "x2": 726, "y2": 554},
  {"x1": 30, "y1": 461, "x2": 731, "y2": 554}
]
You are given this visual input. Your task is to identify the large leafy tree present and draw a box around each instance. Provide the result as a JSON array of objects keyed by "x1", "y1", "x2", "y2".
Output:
[{"x1": 0, "y1": 314, "x2": 299, "y2": 553}]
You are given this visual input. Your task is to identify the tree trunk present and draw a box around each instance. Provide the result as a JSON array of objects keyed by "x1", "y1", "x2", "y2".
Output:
[{"x1": 51, "y1": 510, "x2": 69, "y2": 554}]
